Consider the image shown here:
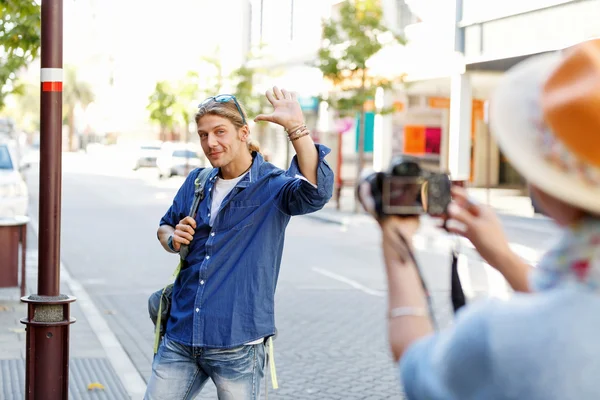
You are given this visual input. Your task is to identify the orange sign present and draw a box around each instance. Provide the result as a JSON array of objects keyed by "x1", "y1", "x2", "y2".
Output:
[
  {"x1": 428, "y1": 97, "x2": 450, "y2": 109},
  {"x1": 403, "y1": 125, "x2": 426, "y2": 154},
  {"x1": 364, "y1": 99, "x2": 375, "y2": 112},
  {"x1": 393, "y1": 101, "x2": 405, "y2": 112}
]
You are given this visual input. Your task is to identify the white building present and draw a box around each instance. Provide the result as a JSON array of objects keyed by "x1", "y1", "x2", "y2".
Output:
[{"x1": 369, "y1": 0, "x2": 600, "y2": 189}]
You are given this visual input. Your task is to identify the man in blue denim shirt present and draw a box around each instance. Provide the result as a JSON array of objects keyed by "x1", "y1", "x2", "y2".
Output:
[{"x1": 144, "y1": 87, "x2": 334, "y2": 400}]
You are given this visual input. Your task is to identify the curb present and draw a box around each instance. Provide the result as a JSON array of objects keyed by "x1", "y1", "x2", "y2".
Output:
[{"x1": 28, "y1": 215, "x2": 147, "y2": 399}]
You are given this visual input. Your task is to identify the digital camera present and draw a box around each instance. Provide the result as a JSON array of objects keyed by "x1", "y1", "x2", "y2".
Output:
[{"x1": 359, "y1": 155, "x2": 452, "y2": 217}]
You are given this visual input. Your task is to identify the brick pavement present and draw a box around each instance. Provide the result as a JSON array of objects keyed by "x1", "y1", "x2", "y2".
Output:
[{"x1": 0, "y1": 226, "x2": 129, "y2": 399}]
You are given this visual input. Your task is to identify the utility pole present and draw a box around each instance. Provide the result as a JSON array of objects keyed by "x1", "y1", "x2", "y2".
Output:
[{"x1": 21, "y1": 1, "x2": 76, "y2": 399}]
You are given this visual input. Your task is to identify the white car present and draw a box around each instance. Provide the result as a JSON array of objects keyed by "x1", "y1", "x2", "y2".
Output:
[
  {"x1": 0, "y1": 143, "x2": 28, "y2": 218},
  {"x1": 133, "y1": 142, "x2": 163, "y2": 170},
  {"x1": 157, "y1": 145, "x2": 204, "y2": 178}
]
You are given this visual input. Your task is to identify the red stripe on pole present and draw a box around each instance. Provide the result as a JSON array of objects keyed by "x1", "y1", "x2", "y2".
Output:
[{"x1": 42, "y1": 82, "x2": 63, "y2": 92}]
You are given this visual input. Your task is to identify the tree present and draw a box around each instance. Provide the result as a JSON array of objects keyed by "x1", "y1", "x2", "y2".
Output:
[
  {"x1": 230, "y1": 63, "x2": 269, "y2": 121},
  {"x1": 0, "y1": 0, "x2": 41, "y2": 110},
  {"x1": 147, "y1": 81, "x2": 177, "y2": 141},
  {"x1": 63, "y1": 66, "x2": 94, "y2": 151},
  {"x1": 198, "y1": 55, "x2": 224, "y2": 99},
  {"x1": 317, "y1": 0, "x2": 404, "y2": 211},
  {"x1": 172, "y1": 71, "x2": 200, "y2": 141},
  {"x1": 7, "y1": 81, "x2": 40, "y2": 133}
]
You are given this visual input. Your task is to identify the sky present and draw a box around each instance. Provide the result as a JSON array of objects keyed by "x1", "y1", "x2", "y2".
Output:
[{"x1": 60, "y1": 0, "x2": 249, "y2": 136}]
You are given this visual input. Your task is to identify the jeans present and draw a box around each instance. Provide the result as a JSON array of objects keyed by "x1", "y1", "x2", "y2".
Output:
[{"x1": 145, "y1": 336, "x2": 266, "y2": 400}]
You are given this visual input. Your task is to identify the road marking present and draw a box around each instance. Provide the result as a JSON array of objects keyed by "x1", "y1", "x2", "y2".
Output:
[
  {"x1": 29, "y1": 215, "x2": 146, "y2": 399},
  {"x1": 312, "y1": 267, "x2": 385, "y2": 297}
]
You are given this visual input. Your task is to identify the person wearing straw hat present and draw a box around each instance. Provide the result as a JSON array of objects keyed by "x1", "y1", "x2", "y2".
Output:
[{"x1": 359, "y1": 39, "x2": 600, "y2": 399}]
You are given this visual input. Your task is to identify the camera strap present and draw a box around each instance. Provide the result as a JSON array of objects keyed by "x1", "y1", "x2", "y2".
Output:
[
  {"x1": 398, "y1": 232, "x2": 468, "y2": 330},
  {"x1": 397, "y1": 232, "x2": 438, "y2": 330},
  {"x1": 450, "y1": 248, "x2": 467, "y2": 313}
]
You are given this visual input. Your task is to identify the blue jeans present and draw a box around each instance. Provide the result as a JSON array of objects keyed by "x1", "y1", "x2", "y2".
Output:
[{"x1": 145, "y1": 336, "x2": 266, "y2": 400}]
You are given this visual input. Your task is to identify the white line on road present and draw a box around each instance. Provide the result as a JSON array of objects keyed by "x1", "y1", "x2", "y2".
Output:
[
  {"x1": 29, "y1": 215, "x2": 146, "y2": 399},
  {"x1": 312, "y1": 267, "x2": 386, "y2": 297}
]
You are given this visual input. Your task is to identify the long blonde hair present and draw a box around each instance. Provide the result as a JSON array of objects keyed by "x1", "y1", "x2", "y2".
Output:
[{"x1": 195, "y1": 98, "x2": 261, "y2": 153}]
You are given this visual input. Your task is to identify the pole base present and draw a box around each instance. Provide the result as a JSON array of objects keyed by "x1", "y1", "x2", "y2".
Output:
[{"x1": 21, "y1": 295, "x2": 76, "y2": 400}]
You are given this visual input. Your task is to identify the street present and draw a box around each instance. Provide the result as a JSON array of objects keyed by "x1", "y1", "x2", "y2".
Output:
[{"x1": 20, "y1": 149, "x2": 560, "y2": 399}]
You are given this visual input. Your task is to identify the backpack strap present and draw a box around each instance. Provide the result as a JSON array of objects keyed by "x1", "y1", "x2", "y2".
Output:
[
  {"x1": 180, "y1": 167, "x2": 213, "y2": 261},
  {"x1": 153, "y1": 167, "x2": 214, "y2": 354}
]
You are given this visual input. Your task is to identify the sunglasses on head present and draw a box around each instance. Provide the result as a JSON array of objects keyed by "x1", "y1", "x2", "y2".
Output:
[{"x1": 198, "y1": 94, "x2": 247, "y2": 125}]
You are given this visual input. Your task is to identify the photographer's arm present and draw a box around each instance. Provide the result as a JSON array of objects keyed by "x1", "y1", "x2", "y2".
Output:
[
  {"x1": 380, "y1": 218, "x2": 434, "y2": 362},
  {"x1": 484, "y1": 247, "x2": 532, "y2": 293},
  {"x1": 447, "y1": 187, "x2": 532, "y2": 293}
]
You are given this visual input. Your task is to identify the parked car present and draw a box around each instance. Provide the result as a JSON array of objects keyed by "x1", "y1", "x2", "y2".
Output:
[
  {"x1": 0, "y1": 143, "x2": 28, "y2": 218},
  {"x1": 156, "y1": 144, "x2": 204, "y2": 178},
  {"x1": 132, "y1": 141, "x2": 163, "y2": 170}
]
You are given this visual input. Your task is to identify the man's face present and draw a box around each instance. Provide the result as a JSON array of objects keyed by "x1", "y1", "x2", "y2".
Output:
[{"x1": 197, "y1": 115, "x2": 247, "y2": 168}]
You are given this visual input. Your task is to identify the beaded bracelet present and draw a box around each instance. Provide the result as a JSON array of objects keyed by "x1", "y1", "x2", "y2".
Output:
[
  {"x1": 288, "y1": 125, "x2": 310, "y2": 142},
  {"x1": 285, "y1": 123, "x2": 306, "y2": 136},
  {"x1": 388, "y1": 307, "x2": 429, "y2": 319},
  {"x1": 289, "y1": 130, "x2": 310, "y2": 142}
]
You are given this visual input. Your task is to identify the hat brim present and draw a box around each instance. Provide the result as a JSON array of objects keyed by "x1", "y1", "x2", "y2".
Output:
[{"x1": 490, "y1": 51, "x2": 600, "y2": 215}]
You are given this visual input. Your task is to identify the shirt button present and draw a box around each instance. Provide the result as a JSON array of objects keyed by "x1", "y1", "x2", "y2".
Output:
[
  {"x1": 200, "y1": 280, "x2": 205, "y2": 285},
  {"x1": 210, "y1": 232, "x2": 215, "y2": 237},
  {"x1": 206, "y1": 255, "x2": 210, "y2": 260},
  {"x1": 195, "y1": 308, "x2": 200, "y2": 312},
  {"x1": 208, "y1": 213, "x2": 211, "y2": 217}
]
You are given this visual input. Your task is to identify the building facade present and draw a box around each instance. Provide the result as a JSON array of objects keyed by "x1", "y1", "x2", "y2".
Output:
[{"x1": 454, "y1": 0, "x2": 600, "y2": 187}]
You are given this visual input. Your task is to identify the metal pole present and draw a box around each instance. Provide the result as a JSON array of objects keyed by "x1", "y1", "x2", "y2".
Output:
[{"x1": 21, "y1": 1, "x2": 76, "y2": 399}]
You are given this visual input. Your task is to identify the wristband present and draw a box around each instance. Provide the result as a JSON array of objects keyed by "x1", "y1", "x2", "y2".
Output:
[
  {"x1": 389, "y1": 307, "x2": 428, "y2": 319},
  {"x1": 167, "y1": 235, "x2": 179, "y2": 253}
]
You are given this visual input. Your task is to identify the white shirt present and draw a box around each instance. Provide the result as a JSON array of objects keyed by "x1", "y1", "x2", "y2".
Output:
[{"x1": 209, "y1": 173, "x2": 247, "y2": 227}]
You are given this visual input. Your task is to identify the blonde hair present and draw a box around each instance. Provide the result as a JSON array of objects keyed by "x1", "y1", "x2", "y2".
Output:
[{"x1": 195, "y1": 99, "x2": 261, "y2": 154}]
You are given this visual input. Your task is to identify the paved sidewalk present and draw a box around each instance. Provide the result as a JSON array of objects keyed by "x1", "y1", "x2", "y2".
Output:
[{"x1": 0, "y1": 225, "x2": 140, "y2": 399}]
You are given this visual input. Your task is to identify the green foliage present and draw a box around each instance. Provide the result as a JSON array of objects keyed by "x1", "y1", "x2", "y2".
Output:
[
  {"x1": 172, "y1": 71, "x2": 200, "y2": 135},
  {"x1": 0, "y1": 0, "x2": 41, "y2": 110},
  {"x1": 317, "y1": 0, "x2": 404, "y2": 115},
  {"x1": 147, "y1": 81, "x2": 177, "y2": 132},
  {"x1": 63, "y1": 66, "x2": 94, "y2": 122},
  {"x1": 230, "y1": 63, "x2": 268, "y2": 121},
  {"x1": 198, "y1": 55, "x2": 223, "y2": 99},
  {"x1": 8, "y1": 81, "x2": 40, "y2": 132}
]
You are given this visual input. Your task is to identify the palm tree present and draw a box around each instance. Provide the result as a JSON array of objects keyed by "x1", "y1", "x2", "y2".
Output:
[{"x1": 63, "y1": 66, "x2": 94, "y2": 151}]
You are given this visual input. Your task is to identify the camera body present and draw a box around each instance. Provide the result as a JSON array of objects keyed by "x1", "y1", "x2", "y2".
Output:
[{"x1": 360, "y1": 155, "x2": 452, "y2": 218}]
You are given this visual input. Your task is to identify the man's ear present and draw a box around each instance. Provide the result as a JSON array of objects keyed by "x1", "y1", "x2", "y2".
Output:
[{"x1": 239, "y1": 125, "x2": 250, "y2": 141}]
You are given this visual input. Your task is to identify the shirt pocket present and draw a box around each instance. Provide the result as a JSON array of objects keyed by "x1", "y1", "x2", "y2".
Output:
[{"x1": 225, "y1": 200, "x2": 260, "y2": 231}]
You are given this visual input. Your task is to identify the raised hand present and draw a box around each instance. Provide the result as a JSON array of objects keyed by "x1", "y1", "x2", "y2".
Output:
[{"x1": 254, "y1": 86, "x2": 305, "y2": 132}]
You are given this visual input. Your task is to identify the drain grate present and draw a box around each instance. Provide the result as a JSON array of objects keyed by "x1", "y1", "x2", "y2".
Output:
[{"x1": 0, "y1": 358, "x2": 131, "y2": 400}]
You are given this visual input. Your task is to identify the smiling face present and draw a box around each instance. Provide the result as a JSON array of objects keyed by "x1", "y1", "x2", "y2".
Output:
[{"x1": 197, "y1": 114, "x2": 249, "y2": 168}]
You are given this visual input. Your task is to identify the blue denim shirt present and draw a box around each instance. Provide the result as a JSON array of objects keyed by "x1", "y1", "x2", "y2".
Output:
[{"x1": 159, "y1": 144, "x2": 334, "y2": 348}]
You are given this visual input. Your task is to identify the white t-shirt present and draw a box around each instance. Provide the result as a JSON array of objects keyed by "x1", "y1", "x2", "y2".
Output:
[
  {"x1": 209, "y1": 173, "x2": 247, "y2": 227},
  {"x1": 209, "y1": 172, "x2": 263, "y2": 346}
]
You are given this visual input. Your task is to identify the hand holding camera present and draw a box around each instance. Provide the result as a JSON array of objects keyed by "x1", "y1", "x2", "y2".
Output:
[
  {"x1": 446, "y1": 187, "x2": 515, "y2": 273},
  {"x1": 358, "y1": 155, "x2": 452, "y2": 222}
]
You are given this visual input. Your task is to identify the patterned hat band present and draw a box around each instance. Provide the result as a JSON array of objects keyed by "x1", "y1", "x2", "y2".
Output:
[{"x1": 536, "y1": 118, "x2": 600, "y2": 185}]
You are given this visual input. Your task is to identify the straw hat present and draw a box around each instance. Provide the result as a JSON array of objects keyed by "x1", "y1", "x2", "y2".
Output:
[{"x1": 490, "y1": 39, "x2": 600, "y2": 214}]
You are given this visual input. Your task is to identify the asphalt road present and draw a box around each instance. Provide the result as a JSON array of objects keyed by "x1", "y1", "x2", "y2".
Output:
[{"x1": 23, "y1": 150, "x2": 562, "y2": 399}]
